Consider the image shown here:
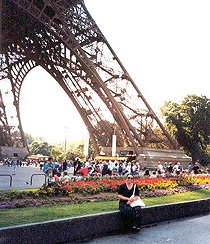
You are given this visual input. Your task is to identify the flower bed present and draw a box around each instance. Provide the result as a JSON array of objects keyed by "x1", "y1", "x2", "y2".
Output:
[
  {"x1": 0, "y1": 175, "x2": 209, "y2": 209},
  {"x1": 38, "y1": 175, "x2": 210, "y2": 196}
]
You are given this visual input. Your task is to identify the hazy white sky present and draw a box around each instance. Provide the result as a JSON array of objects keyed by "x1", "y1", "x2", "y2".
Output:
[{"x1": 19, "y1": 0, "x2": 210, "y2": 143}]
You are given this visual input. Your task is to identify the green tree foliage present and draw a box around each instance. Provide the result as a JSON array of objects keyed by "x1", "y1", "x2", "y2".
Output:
[
  {"x1": 63, "y1": 139, "x2": 96, "y2": 161},
  {"x1": 63, "y1": 147, "x2": 82, "y2": 161},
  {"x1": 161, "y1": 95, "x2": 210, "y2": 165},
  {"x1": 27, "y1": 134, "x2": 95, "y2": 161},
  {"x1": 51, "y1": 145, "x2": 64, "y2": 160},
  {"x1": 29, "y1": 141, "x2": 52, "y2": 156},
  {"x1": 24, "y1": 132, "x2": 35, "y2": 145}
]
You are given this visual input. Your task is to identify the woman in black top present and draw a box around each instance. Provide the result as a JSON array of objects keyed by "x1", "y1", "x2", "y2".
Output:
[{"x1": 118, "y1": 174, "x2": 142, "y2": 232}]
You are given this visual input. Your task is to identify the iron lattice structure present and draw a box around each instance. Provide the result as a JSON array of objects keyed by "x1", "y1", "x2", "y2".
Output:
[
  {"x1": 0, "y1": 0, "x2": 177, "y2": 155},
  {"x1": 0, "y1": 90, "x2": 13, "y2": 146}
]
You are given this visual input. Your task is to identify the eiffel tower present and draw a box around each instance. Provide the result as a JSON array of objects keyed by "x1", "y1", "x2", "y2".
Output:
[{"x1": 0, "y1": 0, "x2": 191, "y2": 164}]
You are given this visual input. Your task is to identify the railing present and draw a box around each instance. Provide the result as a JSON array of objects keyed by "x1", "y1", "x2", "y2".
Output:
[
  {"x1": 30, "y1": 174, "x2": 47, "y2": 186},
  {"x1": 0, "y1": 174, "x2": 13, "y2": 187}
]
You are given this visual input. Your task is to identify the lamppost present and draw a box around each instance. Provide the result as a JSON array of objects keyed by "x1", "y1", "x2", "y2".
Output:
[{"x1": 112, "y1": 127, "x2": 117, "y2": 157}]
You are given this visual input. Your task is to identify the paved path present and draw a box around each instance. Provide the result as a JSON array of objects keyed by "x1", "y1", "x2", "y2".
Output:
[
  {"x1": 85, "y1": 214, "x2": 210, "y2": 244},
  {"x1": 0, "y1": 165, "x2": 45, "y2": 190}
]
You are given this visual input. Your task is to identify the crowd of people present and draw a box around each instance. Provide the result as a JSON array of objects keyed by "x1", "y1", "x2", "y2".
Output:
[
  {"x1": 0, "y1": 157, "x2": 47, "y2": 167},
  {"x1": 1, "y1": 156, "x2": 210, "y2": 184},
  {"x1": 0, "y1": 157, "x2": 25, "y2": 167},
  {"x1": 40, "y1": 156, "x2": 210, "y2": 186}
]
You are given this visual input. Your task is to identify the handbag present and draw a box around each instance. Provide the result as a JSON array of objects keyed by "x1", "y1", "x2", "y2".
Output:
[{"x1": 130, "y1": 184, "x2": 145, "y2": 207}]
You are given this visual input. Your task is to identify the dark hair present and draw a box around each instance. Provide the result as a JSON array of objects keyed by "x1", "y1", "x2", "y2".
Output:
[
  {"x1": 127, "y1": 174, "x2": 134, "y2": 178},
  {"x1": 48, "y1": 157, "x2": 53, "y2": 161},
  {"x1": 144, "y1": 169, "x2": 150, "y2": 175}
]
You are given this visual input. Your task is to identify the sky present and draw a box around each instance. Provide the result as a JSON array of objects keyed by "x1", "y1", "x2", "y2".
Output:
[{"x1": 18, "y1": 0, "x2": 210, "y2": 144}]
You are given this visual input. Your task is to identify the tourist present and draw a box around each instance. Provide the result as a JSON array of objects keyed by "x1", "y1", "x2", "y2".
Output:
[
  {"x1": 136, "y1": 162, "x2": 141, "y2": 175},
  {"x1": 112, "y1": 169, "x2": 119, "y2": 176},
  {"x1": 192, "y1": 162, "x2": 199, "y2": 174},
  {"x1": 63, "y1": 171, "x2": 70, "y2": 181},
  {"x1": 66, "y1": 161, "x2": 72, "y2": 173},
  {"x1": 177, "y1": 162, "x2": 183, "y2": 172},
  {"x1": 143, "y1": 169, "x2": 150, "y2": 177},
  {"x1": 109, "y1": 160, "x2": 115, "y2": 171},
  {"x1": 99, "y1": 161, "x2": 104, "y2": 173},
  {"x1": 125, "y1": 162, "x2": 132, "y2": 174},
  {"x1": 167, "y1": 162, "x2": 173, "y2": 174},
  {"x1": 54, "y1": 172, "x2": 62, "y2": 182},
  {"x1": 40, "y1": 161, "x2": 44, "y2": 171},
  {"x1": 43, "y1": 157, "x2": 56, "y2": 176},
  {"x1": 63, "y1": 160, "x2": 67, "y2": 171},
  {"x1": 113, "y1": 162, "x2": 119, "y2": 172},
  {"x1": 173, "y1": 162, "x2": 179, "y2": 175},
  {"x1": 79, "y1": 166, "x2": 89, "y2": 177},
  {"x1": 90, "y1": 165, "x2": 100, "y2": 176},
  {"x1": 188, "y1": 162, "x2": 193, "y2": 174},
  {"x1": 47, "y1": 168, "x2": 55, "y2": 186},
  {"x1": 73, "y1": 157, "x2": 81, "y2": 175},
  {"x1": 118, "y1": 162, "x2": 124, "y2": 175},
  {"x1": 57, "y1": 160, "x2": 63, "y2": 174},
  {"x1": 118, "y1": 174, "x2": 142, "y2": 232},
  {"x1": 205, "y1": 167, "x2": 210, "y2": 174},
  {"x1": 163, "y1": 162, "x2": 168, "y2": 172},
  {"x1": 12, "y1": 158, "x2": 17, "y2": 174},
  {"x1": 157, "y1": 169, "x2": 162, "y2": 177},
  {"x1": 150, "y1": 171, "x2": 157, "y2": 178},
  {"x1": 157, "y1": 162, "x2": 163, "y2": 172},
  {"x1": 88, "y1": 166, "x2": 94, "y2": 176},
  {"x1": 131, "y1": 162, "x2": 137, "y2": 175},
  {"x1": 102, "y1": 163, "x2": 111, "y2": 176},
  {"x1": 85, "y1": 158, "x2": 91, "y2": 168}
]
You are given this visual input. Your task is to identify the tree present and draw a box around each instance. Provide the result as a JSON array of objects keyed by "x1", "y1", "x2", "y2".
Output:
[
  {"x1": 63, "y1": 140, "x2": 96, "y2": 161},
  {"x1": 29, "y1": 141, "x2": 52, "y2": 156},
  {"x1": 51, "y1": 144, "x2": 63, "y2": 160},
  {"x1": 161, "y1": 95, "x2": 210, "y2": 165},
  {"x1": 63, "y1": 147, "x2": 82, "y2": 161},
  {"x1": 24, "y1": 132, "x2": 35, "y2": 145}
]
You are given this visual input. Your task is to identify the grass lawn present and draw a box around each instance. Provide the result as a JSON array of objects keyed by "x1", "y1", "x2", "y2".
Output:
[{"x1": 0, "y1": 188, "x2": 209, "y2": 228}]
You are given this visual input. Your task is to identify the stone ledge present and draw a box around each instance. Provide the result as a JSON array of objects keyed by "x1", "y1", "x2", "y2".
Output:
[{"x1": 0, "y1": 198, "x2": 209, "y2": 244}]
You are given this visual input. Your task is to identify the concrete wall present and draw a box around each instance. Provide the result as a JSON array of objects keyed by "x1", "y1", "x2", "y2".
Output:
[
  {"x1": 0, "y1": 198, "x2": 209, "y2": 244},
  {"x1": 138, "y1": 147, "x2": 191, "y2": 169},
  {"x1": 101, "y1": 146, "x2": 191, "y2": 169},
  {"x1": 0, "y1": 146, "x2": 28, "y2": 159}
]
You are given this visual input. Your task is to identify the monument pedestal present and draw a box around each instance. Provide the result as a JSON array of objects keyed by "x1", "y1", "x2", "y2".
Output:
[
  {"x1": 101, "y1": 146, "x2": 191, "y2": 169},
  {"x1": 0, "y1": 146, "x2": 28, "y2": 159},
  {"x1": 137, "y1": 147, "x2": 191, "y2": 169}
]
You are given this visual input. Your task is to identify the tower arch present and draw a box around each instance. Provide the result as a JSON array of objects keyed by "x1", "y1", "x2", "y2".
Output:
[{"x1": 1, "y1": 0, "x2": 178, "y2": 156}]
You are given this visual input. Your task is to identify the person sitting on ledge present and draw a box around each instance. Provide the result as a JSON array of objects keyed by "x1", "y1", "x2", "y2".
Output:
[{"x1": 118, "y1": 174, "x2": 142, "y2": 232}]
